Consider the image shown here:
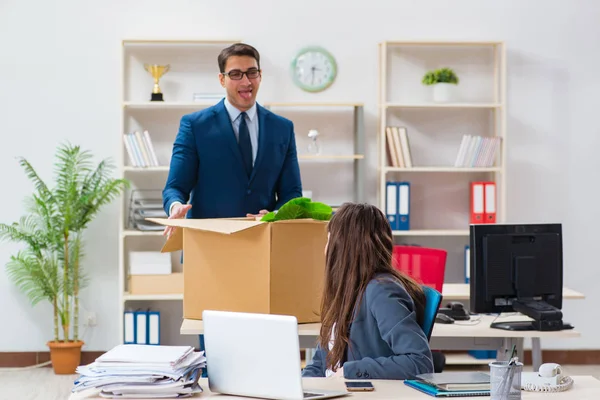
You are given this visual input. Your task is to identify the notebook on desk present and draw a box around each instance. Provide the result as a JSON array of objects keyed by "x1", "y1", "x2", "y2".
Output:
[
  {"x1": 404, "y1": 380, "x2": 490, "y2": 397},
  {"x1": 416, "y1": 372, "x2": 490, "y2": 391}
]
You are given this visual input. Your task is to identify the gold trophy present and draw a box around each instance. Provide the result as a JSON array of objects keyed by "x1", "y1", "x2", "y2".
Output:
[{"x1": 144, "y1": 64, "x2": 170, "y2": 101}]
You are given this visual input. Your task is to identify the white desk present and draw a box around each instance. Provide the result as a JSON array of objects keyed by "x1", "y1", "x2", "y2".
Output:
[
  {"x1": 181, "y1": 314, "x2": 581, "y2": 371},
  {"x1": 441, "y1": 284, "x2": 585, "y2": 301},
  {"x1": 70, "y1": 376, "x2": 600, "y2": 399},
  {"x1": 439, "y1": 285, "x2": 584, "y2": 369}
]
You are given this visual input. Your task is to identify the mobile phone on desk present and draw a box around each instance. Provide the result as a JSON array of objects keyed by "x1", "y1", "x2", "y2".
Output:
[{"x1": 345, "y1": 381, "x2": 374, "y2": 392}]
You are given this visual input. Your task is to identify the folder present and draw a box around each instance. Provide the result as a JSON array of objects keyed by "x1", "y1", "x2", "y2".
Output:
[
  {"x1": 135, "y1": 310, "x2": 148, "y2": 345},
  {"x1": 464, "y1": 245, "x2": 470, "y2": 284},
  {"x1": 123, "y1": 311, "x2": 136, "y2": 344},
  {"x1": 386, "y1": 181, "x2": 399, "y2": 230},
  {"x1": 484, "y1": 182, "x2": 496, "y2": 223},
  {"x1": 397, "y1": 182, "x2": 410, "y2": 231},
  {"x1": 148, "y1": 311, "x2": 160, "y2": 345},
  {"x1": 470, "y1": 182, "x2": 485, "y2": 224}
]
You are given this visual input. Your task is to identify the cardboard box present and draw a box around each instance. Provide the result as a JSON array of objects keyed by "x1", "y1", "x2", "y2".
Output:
[
  {"x1": 147, "y1": 217, "x2": 328, "y2": 323},
  {"x1": 129, "y1": 272, "x2": 183, "y2": 295}
]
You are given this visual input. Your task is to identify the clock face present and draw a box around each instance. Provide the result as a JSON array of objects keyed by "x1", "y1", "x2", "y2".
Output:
[{"x1": 291, "y1": 47, "x2": 337, "y2": 92}]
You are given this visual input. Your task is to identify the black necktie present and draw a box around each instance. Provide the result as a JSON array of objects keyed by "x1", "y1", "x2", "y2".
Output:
[{"x1": 238, "y1": 112, "x2": 253, "y2": 177}]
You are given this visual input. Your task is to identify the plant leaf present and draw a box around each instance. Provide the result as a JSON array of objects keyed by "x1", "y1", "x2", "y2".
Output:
[
  {"x1": 260, "y1": 212, "x2": 276, "y2": 222},
  {"x1": 274, "y1": 203, "x2": 310, "y2": 221}
]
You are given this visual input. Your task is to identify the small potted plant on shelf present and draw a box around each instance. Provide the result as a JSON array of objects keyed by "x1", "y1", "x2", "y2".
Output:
[
  {"x1": 0, "y1": 143, "x2": 129, "y2": 374},
  {"x1": 422, "y1": 67, "x2": 459, "y2": 102}
]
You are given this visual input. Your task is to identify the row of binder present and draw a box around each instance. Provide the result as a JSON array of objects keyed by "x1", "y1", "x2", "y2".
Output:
[
  {"x1": 124, "y1": 310, "x2": 160, "y2": 345},
  {"x1": 386, "y1": 181, "x2": 410, "y2": 230},
  {"x1": 470, "y1": 181, "x2": 496, "y2": 224},
  {"x1": 385, "y1": 180, "x2": 498, "y2": 230}
]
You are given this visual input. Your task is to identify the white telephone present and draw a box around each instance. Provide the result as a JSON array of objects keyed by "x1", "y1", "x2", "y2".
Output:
[{"x1": 521, "y1": 363, "x2": 574, "y2": 392}]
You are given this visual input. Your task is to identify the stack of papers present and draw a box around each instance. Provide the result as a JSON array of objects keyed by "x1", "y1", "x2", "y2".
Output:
[{"x1": 71, "y1": 344, "x2": 206, "y2": 399}]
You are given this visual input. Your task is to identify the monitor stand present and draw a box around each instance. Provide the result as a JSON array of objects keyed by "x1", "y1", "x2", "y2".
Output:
[{"x1": 490, "y1": 299, "x2": 574, "y2": 332}]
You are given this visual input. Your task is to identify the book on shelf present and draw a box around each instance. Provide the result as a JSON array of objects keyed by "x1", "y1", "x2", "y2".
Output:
[
  {"x1": 124, "y1": 130, "x2": 160, "y2": 167},
  {"x1": 454, "y1": 134, "x2": 501, "y2": 168},
  {"x1": 386, "y1": 126, "x2": 412, "y2": 168}
]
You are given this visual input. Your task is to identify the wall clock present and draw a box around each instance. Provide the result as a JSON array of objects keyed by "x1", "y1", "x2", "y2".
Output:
[{"x1": 291, "y1": 46, "x2": 337, "y2": 93}]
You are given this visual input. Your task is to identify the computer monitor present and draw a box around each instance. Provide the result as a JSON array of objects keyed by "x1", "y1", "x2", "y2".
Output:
[{"x1": 469, "y1": 223, "x2": 572, "y2": 332}]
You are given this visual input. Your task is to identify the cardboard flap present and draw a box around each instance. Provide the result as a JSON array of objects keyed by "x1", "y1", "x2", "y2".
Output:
[
  {"x1": 146, "y1": 217, "x2": 264, "y2": 234},
  {"x1": 161, "y1": 227, "x2": 183, "y2": 253}
]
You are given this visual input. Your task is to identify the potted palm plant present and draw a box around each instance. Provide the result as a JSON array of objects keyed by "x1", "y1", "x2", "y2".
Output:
[
  {"x1": 422, "y1": 67, "x2": 460, "y2": 102},
  {"x1": 0, "y1": 142, "x2": 129, "y2": 374}
]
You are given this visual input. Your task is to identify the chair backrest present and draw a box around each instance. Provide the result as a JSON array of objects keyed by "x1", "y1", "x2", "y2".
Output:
[{"x1": 421, "y1": 285, "x2": 443, "y2": 341}]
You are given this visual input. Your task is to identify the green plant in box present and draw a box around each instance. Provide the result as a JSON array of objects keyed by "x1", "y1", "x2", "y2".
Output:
[{"x1": 261, "y1": 197, "x2": 333, "y2": 222}]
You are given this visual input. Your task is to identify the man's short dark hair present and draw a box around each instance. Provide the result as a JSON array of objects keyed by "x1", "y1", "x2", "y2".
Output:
[{"x1": 218, "y1": 43, "x2": 261, "y2": 73}]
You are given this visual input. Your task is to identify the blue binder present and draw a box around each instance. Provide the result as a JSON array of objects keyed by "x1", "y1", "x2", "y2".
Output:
[
  {"x1": 134, "y1": 310, "x2": 148, "y2": 345},
  {"x1": 123, "y1": 310, "x2": 136, "y2": 344},
  {"x1": 386, "y1": 181, "x2": 399, "y2": 230},
  {"x1": 148, "y1": 310, "x2": 160, "y2": 345},
  {"x1": 397, "y1": 181, "x2": 410, "y2": 230},
  {"x1": 464, "y1": 245, "x2": 470, "y2": 283}
]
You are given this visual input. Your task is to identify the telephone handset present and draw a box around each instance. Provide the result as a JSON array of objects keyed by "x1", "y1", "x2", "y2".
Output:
[{"x1": 521, "y1": 363, "x2": 574, "y2": 392}]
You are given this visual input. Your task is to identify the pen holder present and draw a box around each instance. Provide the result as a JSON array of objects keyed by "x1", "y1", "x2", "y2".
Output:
[{"x1": 489, "y1": 360, "x2": 523, "y2": 400}]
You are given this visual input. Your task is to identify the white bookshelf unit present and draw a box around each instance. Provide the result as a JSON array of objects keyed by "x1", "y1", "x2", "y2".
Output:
[
  {"x1": 378, "y1": 40, "x2": 506, "y2": 234},
  {"x1": 118, "y1": 38, "x2": 241, "y2": 348},
  {"x1": 117, "y1": 39, "x2": 366, "y2": 347},
  {"x1": 377, "y1": 40, "x2": 506, "y2": 365}
]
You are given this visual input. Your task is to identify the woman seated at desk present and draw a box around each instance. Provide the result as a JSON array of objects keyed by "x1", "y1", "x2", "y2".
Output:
[{"x1": 302, "y1": 202, "x2": 434, "y2": 380}]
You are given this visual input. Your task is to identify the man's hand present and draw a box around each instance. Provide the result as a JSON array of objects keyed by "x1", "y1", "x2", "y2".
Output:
[
  {"x1": 246, "y1": 209, "x2": 269, "y2": 219},
  {"x1": 163, "y1": 203, "x2": 192, "y2": 237}
]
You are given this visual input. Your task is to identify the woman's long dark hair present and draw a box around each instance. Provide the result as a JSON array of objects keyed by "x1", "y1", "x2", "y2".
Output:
[{"x1": 319, "y1": 202, "x2": 426, "y2": 372}]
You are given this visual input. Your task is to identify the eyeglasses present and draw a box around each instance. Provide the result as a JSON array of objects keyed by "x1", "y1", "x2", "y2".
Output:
[{"x1": 223, "y1": 68, "x2": 261, "y2": 80}]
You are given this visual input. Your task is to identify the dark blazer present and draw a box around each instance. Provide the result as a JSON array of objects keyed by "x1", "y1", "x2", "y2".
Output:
[
  {"x1": 302, "y1": 274, "x2": 434, "y2": 380},
  {"x1": 162, "y1": 99, "x2": 303, "y2": 218}
]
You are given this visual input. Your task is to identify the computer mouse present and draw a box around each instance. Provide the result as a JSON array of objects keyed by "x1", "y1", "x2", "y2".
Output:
[{"x1": 435, "y1": 313, "x2": 455, "y2": 324}]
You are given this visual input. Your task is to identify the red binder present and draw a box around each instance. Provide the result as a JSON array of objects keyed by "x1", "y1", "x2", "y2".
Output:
[
  {"x1": 470, "y1": 182, "x2": 485, "y2": 224},
  {"x1": 484, "y1": 182, "x2": 497, "y2": 223}
]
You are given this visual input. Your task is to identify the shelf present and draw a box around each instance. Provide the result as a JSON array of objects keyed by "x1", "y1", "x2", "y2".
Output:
[
  {"x1": 121, "y1": 230, "x2": 164, "y2": 237},
  {"x1": 299, "y1": 155, "x2": 364, "y2": 160},
  {"x1": 123, "y1": 101, "x2": 218, "y2": 109},
  {"x1": 383, "y1": 40, "x2": 503, "y2": 47},
  {"x1": 392, "y1": 229, "x2": 469, "y2": 236},
  {"x1": 384, "y1": 167, "x2": 500, "y2": 173},
  {"x1": 124, "y1": 101, "x2": 365, "y2": 110},
  {"x1": 123, "y1": 293, "x2": 183, "y2": 301},
  {"x1": 384, "y1": 102, "x2": 502, "y2": 109},
  {"x1": 124, "y1": 166, "x2": 169, "y2": 172},
  {"x1": 123, "y1": 39, "x2": 241, "y2": 46},
  {"x1": 264, "y1": 102, "x2": 363, "y2": 108}
]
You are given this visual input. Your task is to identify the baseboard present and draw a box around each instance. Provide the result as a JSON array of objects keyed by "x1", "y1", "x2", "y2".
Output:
[
  {"x1": 442, "y1": 350, "x2": 600, "y2": 366},
  {"x1": 0, "y1": 351, "x2": 104, "y2": 368}
]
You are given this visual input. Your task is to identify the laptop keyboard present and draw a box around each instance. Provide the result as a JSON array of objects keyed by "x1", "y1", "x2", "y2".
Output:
[{"x1": 303, "y1": 392, "x2": 323, "y2": 398}]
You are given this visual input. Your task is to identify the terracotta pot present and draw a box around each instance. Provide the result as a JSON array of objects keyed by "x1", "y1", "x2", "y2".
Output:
[{"x1": 47, "y1": 340, "x2": 84, "y2": 374}]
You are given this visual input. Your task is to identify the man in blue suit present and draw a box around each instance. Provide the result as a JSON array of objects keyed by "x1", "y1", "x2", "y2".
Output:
[{"x1": 162, "y1": 43, "x2": 302, "y2": 235}]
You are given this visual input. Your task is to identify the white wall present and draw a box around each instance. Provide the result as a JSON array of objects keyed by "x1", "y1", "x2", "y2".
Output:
[{"x1": 1, "y1": 0, "x2": 599, "y2": 351}]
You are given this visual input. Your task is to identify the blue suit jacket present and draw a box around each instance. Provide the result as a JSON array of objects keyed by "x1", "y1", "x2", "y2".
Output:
[
  {"x1": 162, "y1": 99, "x2": 303, "y2": 218},
  {"x1": 302, "y1": 274, "x2": 434, "y2": 380}
]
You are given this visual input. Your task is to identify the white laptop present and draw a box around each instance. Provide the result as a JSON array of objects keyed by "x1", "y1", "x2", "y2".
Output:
[{"x1": 202, "y1": 310, "x2": 349, "y2": 400}]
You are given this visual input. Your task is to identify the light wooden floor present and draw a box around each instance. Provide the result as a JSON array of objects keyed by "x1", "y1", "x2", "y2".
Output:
[{"x1": 1, "y1": 365, "x2": 599, "y2": 400}]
